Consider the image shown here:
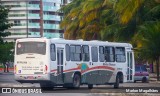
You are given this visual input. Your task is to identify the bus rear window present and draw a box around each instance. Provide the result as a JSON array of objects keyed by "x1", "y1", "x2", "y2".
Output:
[{"x1": 16, "y1": 42, "x2": 46, "y2": 55}]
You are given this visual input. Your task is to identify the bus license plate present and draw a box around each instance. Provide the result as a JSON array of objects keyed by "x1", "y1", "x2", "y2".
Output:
[{"x1": 27, "y1": 76, "x2": 34, "y2": 79}]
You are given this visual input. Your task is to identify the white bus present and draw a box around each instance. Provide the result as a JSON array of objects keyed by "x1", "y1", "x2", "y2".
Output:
[{"x1": 14, "y1": 38, "x2": 135, "y2": 89}]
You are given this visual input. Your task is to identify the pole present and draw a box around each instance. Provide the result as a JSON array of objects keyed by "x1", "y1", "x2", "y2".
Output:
[
  {"x1": 26, "y1": 0, "x2": 28, "y2": 38},
  {"x1": 40, "y1": 0, "x2": 43, "y2": 37}
]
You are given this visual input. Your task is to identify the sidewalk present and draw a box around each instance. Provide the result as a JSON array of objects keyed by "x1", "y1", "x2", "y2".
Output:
[
  {"x1": 149, "y1": 73, "x2": 160, "y2": 83},
  {"x1": 0, "y1": 68, "x2": 14, "y2": 75}
]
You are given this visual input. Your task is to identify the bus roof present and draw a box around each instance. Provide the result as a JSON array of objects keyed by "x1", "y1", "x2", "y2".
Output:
[{"x1": 16, "y1": 38, "x2": 133, "y2": 48}]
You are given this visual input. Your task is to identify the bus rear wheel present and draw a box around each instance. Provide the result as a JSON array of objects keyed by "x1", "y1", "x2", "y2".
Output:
[
  {"x1": 72, "y1": 74, "x2": 81, "y2": 89},
  {"x1": 40, "y1": 82, "x2": 54, "y2": 90},
  {"x1": 114, "y1": 75, "x2": 120, "y2": 89}
]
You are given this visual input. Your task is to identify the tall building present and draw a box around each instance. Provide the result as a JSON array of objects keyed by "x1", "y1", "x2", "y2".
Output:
[{"x1": 1, "y1": 0, "x2": 70, "y2": 42}]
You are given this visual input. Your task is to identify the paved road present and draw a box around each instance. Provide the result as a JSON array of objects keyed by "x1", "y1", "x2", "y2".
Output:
[{"x1": 0, "y1": 72, "x2": 160, "y2": 96}]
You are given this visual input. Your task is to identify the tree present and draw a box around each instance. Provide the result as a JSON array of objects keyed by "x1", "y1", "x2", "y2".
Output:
[
  {"x1": 60, "y1": 0, "x2": 85, "y2": 40},
  {"x1": 0, "y1": 5, "x2": 13, "y2": 64},
  {"x1": 0, "y1": 4, "x2": 12, "y2": 43},
  {"x1": 136, "y1": 21, "x2": 160, "y2": 80},
  {"x1": 0, "y1": 42, "x2": 14, "y2": 63},
  {"x1": 114, "y1": 0, "x2": 144, "y2": 24},
  {"x1": 60, "y1": 0, "x2": 115, "y2": 40}
]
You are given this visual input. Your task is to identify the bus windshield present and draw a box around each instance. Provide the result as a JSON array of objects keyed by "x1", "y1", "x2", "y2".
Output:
[{"x1": 16, "y1": 42, "x2": 46, "y2": 55}]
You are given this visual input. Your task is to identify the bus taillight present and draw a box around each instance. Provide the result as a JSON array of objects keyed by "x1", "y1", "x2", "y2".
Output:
[{"x1": 45, "y1": 65, "x2": 48, "y2": 74}]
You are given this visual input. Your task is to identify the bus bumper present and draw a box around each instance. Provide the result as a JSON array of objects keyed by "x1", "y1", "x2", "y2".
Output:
[{"x1": 15, "y1": 74, "x2": 50, "y2": 82}]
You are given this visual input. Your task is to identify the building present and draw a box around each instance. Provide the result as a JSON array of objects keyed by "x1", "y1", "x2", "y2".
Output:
[{"x1": 1, "y1": 0, "x2": 71, "y2": 42}]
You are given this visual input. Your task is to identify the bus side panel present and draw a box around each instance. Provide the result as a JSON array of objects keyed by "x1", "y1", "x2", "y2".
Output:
[
  {"x1": 64, "y1": 72, "x2": 74, "y2": 83},
  {"x1": 97, "y1": 70, "x2": 114, "y2": 84},
  {"x1": 107, "y1": 71, "x2": 117, "y2": 83}
]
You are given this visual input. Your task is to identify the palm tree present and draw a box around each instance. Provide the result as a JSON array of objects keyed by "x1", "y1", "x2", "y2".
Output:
[
  {"x1": 114, "y1": 0, "x2": 144, "y2": 24},
  {"x1": 60, "y1": 0, "x2": 115, "y2": 40},
  {"x1": 60, "y1": 0, "x2": 85, "y2": 39},
  {"x1": 136, "y1": 21, "x2": 160, "y2": 80},
  {"x1": 133, "y1": 0, "x2": 160, "y2": 64}
]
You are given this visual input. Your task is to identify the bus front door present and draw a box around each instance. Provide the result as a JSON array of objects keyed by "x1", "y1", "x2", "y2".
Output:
[
  {"x1": 127, "y1": 51, "x2": 134, "y2": 82},
  {"x1": 57, "y1": 48, "x2": 64, "y2": 84}
]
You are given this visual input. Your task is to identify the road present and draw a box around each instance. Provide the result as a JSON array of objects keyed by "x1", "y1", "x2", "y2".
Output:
[{"x1": 0, "y1": 72, "x2": 160, "y2": 96}]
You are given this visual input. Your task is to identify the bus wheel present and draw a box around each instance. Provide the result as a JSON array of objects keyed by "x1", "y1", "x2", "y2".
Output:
[
  {"x1": 72, "y1": 74, "x2": 81, "y2": 89},
  {"x1": 88, "y1": 84, "x2": 93, "y2": 89},
  {"x1": 142, "y1": 77, "x2": 147, "y2": 83},
  {"x1": 40, "y1": 83, "x2": 54, "y2": 90},
  {"x1": 114, "y1": 75, "x2": 120, "y2": 89}
]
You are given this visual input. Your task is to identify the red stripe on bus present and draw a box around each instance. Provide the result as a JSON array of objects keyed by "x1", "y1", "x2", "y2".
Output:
[
  {"x1": 63, "y1": 68, "x2": 80, "y2": 72},
  {"x1": 81, "y1": 66, "x2": 115, "y2": 73},
  {"x1": 51, "y1": 69, "x2": 57, "y2": 72},
  {"x1": 50, "y1": 66, "x2": 115, "y2": 73},
  {"x1": 98, "y1": 66, "x2": 115, "y2": 71}
]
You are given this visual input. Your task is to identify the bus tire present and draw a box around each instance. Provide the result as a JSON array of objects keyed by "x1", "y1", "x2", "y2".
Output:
[
  {"x1": 114, "y1": 75, "x2": 120, "y2": 89},
  {"x1": 119, "y1": 73, "x2": 123, "y2": 83},
  {"x1": 88, "y1": 84, "x2": 93, "y2": 89},
  {"x1": 40, "y1": 82, "x2": 54, "y2": 91},
  {"x1": 72, "y1": 74, "x2": 81, "y2": 89},
  {"x1": 142, "y1": 77, "x2": 147, "y2": 83}
]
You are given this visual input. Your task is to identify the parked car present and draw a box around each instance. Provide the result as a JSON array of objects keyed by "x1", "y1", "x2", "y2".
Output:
[{"x1": 134, "y1": 65, "x2": 149, "y2": 83}]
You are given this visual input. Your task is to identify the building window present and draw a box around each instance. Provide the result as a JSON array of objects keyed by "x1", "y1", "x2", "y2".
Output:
[
  {"x1": 50, "y1": 44, "x2": 56, "y2": 61},
  {"x1": 70, "y1": 45, "x2": 81, "y2": 61},
  {"x1": 82, "y1": 45, "x2": 89, "y2": 61},
  {"x1": 91, "y1": 47, "x2": 98, "y2": 62},
  {"x1": 115, "y1": 47, "x2": 126, "y2": 62}
]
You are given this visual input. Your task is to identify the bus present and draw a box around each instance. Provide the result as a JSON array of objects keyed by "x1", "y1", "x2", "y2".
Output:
[{"x1": 14, "y1": 38, "x2": 135, "y2": 89}]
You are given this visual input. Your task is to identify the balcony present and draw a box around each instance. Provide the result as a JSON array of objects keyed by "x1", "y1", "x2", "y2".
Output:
[
  {"x1": 28, "y1": 32, "x2": 41, "y2": 37},
  {"x1": 12, "y1": 23, "x2": 27, "y2": 29},
  {"x1": 43, "y1": 15, "x2": 61, "y2": 21},
  {"x1": 43, "y1": 6, "x2": 60, "y2": 11},
  {"x1": 28, "y1": 23, "x2": 40, "y2": 28},
  {"x1": 43, "y1": 24, "x2": 60, "y2": 30},
  {"x1": 28, "y1": 4, "x2": 40, "y2": 10},
  {"x1": 44, "y1": 32, "x2": 61, "y2": 38},
  {"x1": 28, "y1": 13, "x2": 40, "y2": 19}
]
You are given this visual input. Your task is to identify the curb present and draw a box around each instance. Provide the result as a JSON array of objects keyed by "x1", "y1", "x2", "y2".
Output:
[
  {"x1": 0, "y1": 83, "x2": 36, "y2": 87},
  {"x1": 0, "y1": 72, "x2": 14, "y2": 75},
  {"x1": 0, "y1": 68, "x2": 14, "y2": 71}
]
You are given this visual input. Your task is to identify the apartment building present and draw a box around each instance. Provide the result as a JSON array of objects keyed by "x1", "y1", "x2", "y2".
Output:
[{"x1": 1, "y1": 0, "x2": 71, "y2": 42}]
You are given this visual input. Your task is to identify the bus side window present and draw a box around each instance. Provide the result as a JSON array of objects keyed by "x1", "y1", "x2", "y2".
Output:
[
  {"x1": 50, "y1": 44, "x2": 56, "y2": 61},
  {"x1": 82, "y1": 45, "x2": 89, "y2": 61},
  {"x1": 99, "y1": 46, "x2": 105, "y2": 62},
  {"x1": 91, "y1": 47, "x2": 98, "y2": 62},
  {"x1": 105, "y1": 47, "x2": 115, "y2": 62},
  {"x1": 65, "y1": 44, "x2": 70, "y2": 61},
  {"x1": 115, "y1": 47, "x2": 125, "y2": 62},
  {"x1": 70, "y1": 45, "x2": 82, "y2": 61}
]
